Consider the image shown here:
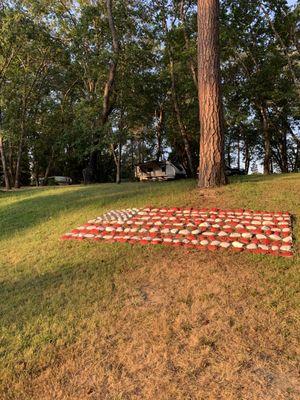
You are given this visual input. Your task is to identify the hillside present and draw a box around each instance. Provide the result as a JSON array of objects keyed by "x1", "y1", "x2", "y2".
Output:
[{"x1": 0, "y1": 174, "x2": 299, "y2": 399}]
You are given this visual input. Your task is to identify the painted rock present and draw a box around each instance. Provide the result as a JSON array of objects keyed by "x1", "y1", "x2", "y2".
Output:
[
  {"x1": 220, "y1": 242, "x2": 231, "y2": 248},
  {"x1": 282, "y1": 236, "x2": 292, "y2": 243},
  {"x1": 232, "y1": 241, "x2": 244, "y2": 248}
]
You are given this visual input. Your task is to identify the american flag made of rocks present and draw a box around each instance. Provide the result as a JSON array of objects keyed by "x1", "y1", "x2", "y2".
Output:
[{"x1": 62, "y1": 207, "x2": 294, "y2": 257}]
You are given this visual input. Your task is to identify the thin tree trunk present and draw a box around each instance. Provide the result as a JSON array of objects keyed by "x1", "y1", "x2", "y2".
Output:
[
  {"x1": 237, "y1": 135, "x2": 241, "y2": 170},
  {"x1": 279, "y1": 130, "x2": 288, "y2": 173},
  {"x1": 0, "y1": 135, "x2": 10, "y2": 190},
  {"x1": 226, "y1": 139, "x2": 231, "y2": 168},
  {"x1": 43, "y1": 148, "x2": 54, "y2": 185},
  {"x1": 169, "y1": 59, "x2": 195, "y2": 176},
  {"x1": 14, "y1": 119, "x2": 25, "y2": 188},
  {"x1": 260, "y1": 4, "x2": 299, "y2": 92},
  {"x1": 259, "y1": 105, "x2": 271, "y2": 175},
  {"x1": 111, "y1": 142, "x2": 122, "y2": 184},
  {"x1": 197, "y1": 0, "x2": 226, "y2": 187},
  {"x1": 156, "y1": 106, "x2": 164, "y2": 161},
  {"x1": 116, "y1": 142, "x2": 121, "y2": 184},
  {"x1": 243, "y1": 138, "x2": 250, "y2": 174},
  {"x1": 88, "y1": 0, "x2": 120, "y2": 178},
  {"x1": 179, "y1": 0, "x2": 198, "y2": 90}
]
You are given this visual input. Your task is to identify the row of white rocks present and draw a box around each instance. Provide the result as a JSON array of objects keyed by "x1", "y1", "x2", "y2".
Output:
[
  {"x1": 78, "y1": 224, "x2": 292, "y2": 242},
  {"x1": 65, "y1": 232, "x2": 292, "y2": 253}
]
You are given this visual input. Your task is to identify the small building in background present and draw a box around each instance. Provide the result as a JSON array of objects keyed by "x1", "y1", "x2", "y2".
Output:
[{"x1": 135, "y1": 160, "x2": 187, "y2": 181}]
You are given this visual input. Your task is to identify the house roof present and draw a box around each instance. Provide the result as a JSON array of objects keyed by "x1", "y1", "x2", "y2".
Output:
[{"x1": 136, "y1": 160, "x2": 166, "y2": 173}]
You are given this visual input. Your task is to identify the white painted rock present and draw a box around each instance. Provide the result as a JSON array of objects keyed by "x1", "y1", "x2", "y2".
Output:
[
  {"x1": 269, "y1": 234, "x2": 281, "y2": 241},
  {"x1": 282, "y1": 236, "x2": 292, "y2": 243},
  {"x1": 271, "y1": 245, "x2": 279, "y2": 251},
  {"x1": 242, "y1": 233, "x2": 252, "y2": 239},
  {"x1": 220, "y1": 242, "x2": 231, "y2": 248},
  {"x1": 282, "y1": 228, "x2": 291, "y2": 233},
  {"x1": 246, "y1": 243, "x2": 257, "y2": 250},
  {"x1": 210, "y1": 241, "x2": 221, "y2": 246},
  {"x1": 252, "y1": 220, "x2": 262, "y2": 225},
  {"x1": 262, "y1": 221, "x2": 275, "y2": 226},
  {"x1": 230, "y1": 233, "x2": 241, "y2": 238},
  {"x1": 258, "y1": 244, "x2": 269, "y2": 250},
  {"x1": 163, "y1": 238, "x2": 173, "y2": 243},
  {"x1": 256, "y1": 234, "x2": 266, "y2": 240},
  {"x1": 218, "y1": 231, "x2": 228, "y2": 237},
  {"x1": 199, "y1": 222, "x2": 210, "y2": 228},
  {"x1": 171, "y1": 229, "x2": 179, "y2": 234},
  {"x1": 280, "y1": 245, "x2": 292, "y2": 251},
  {"x1": 192, "y1": 229, "x2": 201, "y2": 235},
  {"x1": 200, "y1": 240, "x2": 209, "y2": 245},
  {"x1": 203, "y1": 232, "x2": 215, "y2": 236},
  {"x1": 161, "y1": 228, "x2": 170, "y2": 234},
  {"x1": 103, "y1": 235, "x2": 113, "y2": 240},
  {"x1": 179, "y1": 229, "x2": 190, "y2": 235},
  {"x1": 246, "y1": 225, "x2": 257, "y2": 230},
  {"x1": 232, "y1": 241, "x2": 244, "y2": 248}
]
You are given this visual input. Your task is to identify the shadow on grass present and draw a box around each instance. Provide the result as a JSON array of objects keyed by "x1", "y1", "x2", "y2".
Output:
[
  {"x1": 0, "y1": 180, "x2": 196, "y2": 242},
  {"x1": 0, "y1": 253, "x2": 118, "y2": 332}
]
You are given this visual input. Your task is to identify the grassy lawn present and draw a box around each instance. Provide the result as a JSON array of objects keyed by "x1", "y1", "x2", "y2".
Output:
[{"x1": 0, "y1": 174, "x2": 299, "y2": 400}]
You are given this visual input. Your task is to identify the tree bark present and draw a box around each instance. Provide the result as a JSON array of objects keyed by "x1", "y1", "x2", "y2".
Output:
[
  {"x1": 197, "y1": 0, "x2": 226, "y2": 187},
  {"x1": 179, "y1": 0, "x2": 198, "y2": 90},
  {"x1": 156, "y1": 106, "x2": 164, "y2": 161},
  {"x1": 169, "y1": 58, "x2": 195, "y2": 176},
  {"x1": 0, "y1": 135, "x2": 11, "y2": 190},
  {"x1": 88, "y1": 0, "x2": 120, "y2": 178},
  {"x1": 14, "y1": 118, "x2": 25, "y2": 188},
  {"x1": 237, "y1": 134, "x2": 240, "y2": 170},
  {"x1": 259, "y1": 105, "x2": 271, "y2": 175}
]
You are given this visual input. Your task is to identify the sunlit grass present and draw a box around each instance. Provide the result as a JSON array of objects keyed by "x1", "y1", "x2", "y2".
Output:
[{"x1": 0, "y1": 174, "x2": 299, "y2": 399}]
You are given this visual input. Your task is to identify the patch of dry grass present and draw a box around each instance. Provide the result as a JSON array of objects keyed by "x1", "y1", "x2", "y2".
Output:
[
  {"x1": 0, "y1": 175, "x2": 299, "y2": 399},
  {"x1": 26, "y1": 249, "x2": 299, "y2": 400}
]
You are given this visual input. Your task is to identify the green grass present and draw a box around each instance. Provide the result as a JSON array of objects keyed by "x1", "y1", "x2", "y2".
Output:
[{"x1": 0, "y1": 175, "x2": 299, "y2": 399}]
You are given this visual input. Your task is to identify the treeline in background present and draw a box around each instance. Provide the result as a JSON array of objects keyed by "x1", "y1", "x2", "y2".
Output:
[{"x1": 0, "y1": 0, "x2": 299, "y2": 187}]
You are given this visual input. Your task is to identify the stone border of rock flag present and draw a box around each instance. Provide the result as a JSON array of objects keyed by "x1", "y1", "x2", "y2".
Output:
[{"x1": 62, "y1": 207, "x2": 294, "y2": 257}]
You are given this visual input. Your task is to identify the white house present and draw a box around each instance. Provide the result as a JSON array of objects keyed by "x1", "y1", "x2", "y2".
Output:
[{"x1": 135, "y1": 160, "x2": 187, "y2": 181}]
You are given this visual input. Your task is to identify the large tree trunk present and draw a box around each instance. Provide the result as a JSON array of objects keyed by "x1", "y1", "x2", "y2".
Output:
[
  {"x1": 259, "y1": 105, "x2": 271, "y2": 175},
  {"x1": 0, "y1": 135, "x2": 11, "y2": 190},
  {"x1": 197, "y1": 0, "x2": 226, "y2": 188}
]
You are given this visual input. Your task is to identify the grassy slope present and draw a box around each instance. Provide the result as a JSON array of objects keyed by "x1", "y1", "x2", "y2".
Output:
[{"x1": 0, "y1": 175, "x2": 299, "y2": 399}]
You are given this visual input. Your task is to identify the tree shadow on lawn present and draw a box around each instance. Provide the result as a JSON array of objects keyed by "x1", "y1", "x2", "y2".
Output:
[
  {"x1": 0, "y1": 253, "x2": 118, "y2": 332},
  {"x1": 0, "y1": 181, "x2": 192, "y2": 242}
]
